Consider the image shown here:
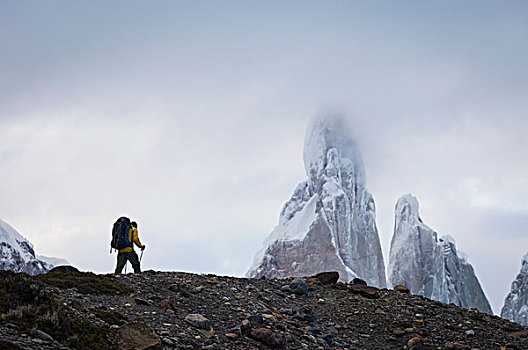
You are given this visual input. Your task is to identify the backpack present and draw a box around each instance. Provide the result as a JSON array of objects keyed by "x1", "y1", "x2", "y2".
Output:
[{"x1": 111, "y1": 217, "x2": 133, "y2": 251}]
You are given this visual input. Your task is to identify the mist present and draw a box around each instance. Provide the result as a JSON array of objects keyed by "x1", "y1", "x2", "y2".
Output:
[{"x1": 1, "y1": 1, "x2": 527, "y2": 314}]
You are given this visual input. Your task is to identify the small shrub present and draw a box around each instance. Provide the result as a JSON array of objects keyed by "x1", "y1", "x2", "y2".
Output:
[
  {"x1": 0, "y1": 270, "x2": 117, "y2": 349},
  {"x1": 39, "y1": 309, "x2": 114, "y2": 350},
  {"x1": 0, "y1": 271, "x2": 46, "y2": 313}
]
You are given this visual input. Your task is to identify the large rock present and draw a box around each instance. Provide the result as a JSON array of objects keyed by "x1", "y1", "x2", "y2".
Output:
[
  {"x1": 247, "y1": 115, "x2": 386, "y2": 288},
  {"x1": 313, "y1": 271, "x2": 339, "y2": 285},
  {"x1": 185, "y1": 313, "x2": 211, "y2": 330},
  {"x1": 250, "y1": 328, "x2": 285, "y2": 349},
  {"x1": 394, "y1": 285, "x2": 410, "y2": 294},
  {"x1": 115, "y1": 321, "x2": 160, "y2": 350},
  {"x1": 387, "y1": 194, "x2": 492, "y2": 314},
  {"x1": 348, "y1": 284, "x2": 380, "y2": 299},
  {"x1": 288, "y1": 278, "x2": 308, "y2": 295},
  {"x1": 501, "y1": 253, "x2": 528, "y2": 325}
]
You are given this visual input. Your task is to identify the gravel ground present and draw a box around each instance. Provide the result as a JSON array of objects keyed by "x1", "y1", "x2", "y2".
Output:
[{"x1": 1, "y1": 269, "x2": 528, "y2": 349}]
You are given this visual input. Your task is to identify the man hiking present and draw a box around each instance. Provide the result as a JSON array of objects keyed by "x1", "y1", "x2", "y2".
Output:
[{"x1": 114, "y1": 221, "x2": 146, "y2": 274}]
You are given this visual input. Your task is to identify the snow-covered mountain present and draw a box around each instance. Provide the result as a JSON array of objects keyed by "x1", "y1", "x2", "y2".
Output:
[
  {"x1": 37, "y1": 254, "x2": 69, "y2": 268},
  {"x1": 501, "y1": 253, "x2": 528, "y2": 325},
  {"x1": 388, "y1": 194, "x2": 492, "y2": 314},
  {"x1": 247, "y1": 115, "x2": 386, "y2": 287},
  {"x1": 0, "y1": 218, "x2": 68, "y2": 275}
]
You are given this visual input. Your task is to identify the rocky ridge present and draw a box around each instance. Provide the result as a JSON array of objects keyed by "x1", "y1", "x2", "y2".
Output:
[{"x1": 1, "y1": 267, "x2": 527, "y2": 350}]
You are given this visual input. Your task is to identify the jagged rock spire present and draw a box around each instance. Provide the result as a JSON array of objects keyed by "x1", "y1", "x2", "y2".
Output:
[
  {"x1": 247, "y1": 115, "x2": 386, "y2": 287},
  {"x1": 388, "y1": 194, "x2": 492, "y2": 314},
  {"x1": 501, "y1": 253, "x2": 528, "y2": 325}
]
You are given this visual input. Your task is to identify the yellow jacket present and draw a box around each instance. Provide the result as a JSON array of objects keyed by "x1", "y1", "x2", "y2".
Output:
[{"x1": 119, "y1": 227, "x2": 144, "y2": 253}]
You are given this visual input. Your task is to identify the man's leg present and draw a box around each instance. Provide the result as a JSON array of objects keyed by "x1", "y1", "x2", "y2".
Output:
[
  {"x1": 115, "y1": 253, "x2": 127, "y2": 274},
  {"x1": 127, "y1": 251, "x2": 141, "y2": 273}
]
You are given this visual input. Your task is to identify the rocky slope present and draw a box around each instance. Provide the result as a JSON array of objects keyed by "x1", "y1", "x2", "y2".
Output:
[
  {"x1": 501, "y1": 253, "x2": 528, "y2": 326},
  {"x1": 388, "y1": 194, "x2": 492, "y2": 314},
  {"x1": 1, "y1": 268, "x2": 527, "y2": 350},
  {"x1": 247, "y1": 116, "x2": 386, "y2": 287},
  {"x1": 0, "y1": 219, "x2": 68, "y2": 275}
]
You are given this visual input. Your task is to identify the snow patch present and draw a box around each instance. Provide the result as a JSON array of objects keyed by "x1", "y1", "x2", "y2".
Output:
[{"x1": 272, "y1": 195, "x2": 318, "y2": 243}]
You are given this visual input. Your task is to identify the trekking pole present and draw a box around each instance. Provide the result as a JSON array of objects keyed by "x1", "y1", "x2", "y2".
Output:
[
  {"x1": 124, "y1": 262, "x2": 127, "y2": 274},
  {"x1": 140, "y1": 249, "x2": 144, "y2": 263}
]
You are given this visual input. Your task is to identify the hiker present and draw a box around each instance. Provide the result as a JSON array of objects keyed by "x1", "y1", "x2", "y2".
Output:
[{"x1": 114, "y1": 221, "x2": 146, "y2": 274}]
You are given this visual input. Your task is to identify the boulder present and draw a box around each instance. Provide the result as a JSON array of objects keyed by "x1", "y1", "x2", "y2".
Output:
[
  {"x1": 36, "y1": 330, "x2": 54, "y2": 342},
  {"x1": 114, "y1": 321, "x2": 160, "y2": 350},
  {"x1": 314, "y1": 271, "x2": 339, "y2": 285},
  {"x1": 351, "y1": 278, "x2": 367, "y2": 286},
  {"x1": 348, "y1": 285, "x2": 380, "y2": 299},
  {"x1": 250, "y1": 328, "x2": 285, "y2": 349},
  {"x1": 289, "y1": 278, "x2": 308, "y2": 295},
  {"x1": 185, "y1": 313, "x2": 211, "y2": 330},
  {"x1": 134, "y1": 298, "x2": 151, "y2": 306},
  {"x1": 394, "y1": 284, "x2": 410, "y2": 293}
]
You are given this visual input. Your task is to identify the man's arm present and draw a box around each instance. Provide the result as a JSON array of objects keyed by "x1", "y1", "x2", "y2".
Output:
[{"x1": 132, "y1": 228, "x2": 145, "y2": 249}]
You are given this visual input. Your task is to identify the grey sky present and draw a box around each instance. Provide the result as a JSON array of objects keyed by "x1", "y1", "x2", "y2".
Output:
[{"x1": 1, "y1": 1, "x2": 527, "y2": 314}]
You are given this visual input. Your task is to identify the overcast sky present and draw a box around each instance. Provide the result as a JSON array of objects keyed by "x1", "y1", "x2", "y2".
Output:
[{"x1": 1, "y1": 1, "x2": 527, "y2": 314}]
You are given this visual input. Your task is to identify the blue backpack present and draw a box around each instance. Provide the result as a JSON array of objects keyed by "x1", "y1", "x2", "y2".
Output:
[{"x1": 110, "y1": 217, "x2": 132, "y2": 251}]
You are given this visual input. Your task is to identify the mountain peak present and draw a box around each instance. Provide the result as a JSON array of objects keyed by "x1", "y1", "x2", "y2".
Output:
[
  {"x1": 0, "y1": 218, "x2": 68, "y2": 275},
  {"x1": 395, "y1": 193, "x2": 420, "y2": 222},
  {"x1": 247, "y1": 115, "x2": 386, "y2": 287},
  {"x1": 502, "y1": 252, "x2": 528, "y2": 325},
  {"x1": 303, "y1": 115, "x2": 365, "y2": 191},
  {"x1": 522, "y1": 253, "x2": 528, "y2": 272},
  {"x1": 388, "y1": 194, "x2": 492, "y2": 314}
]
